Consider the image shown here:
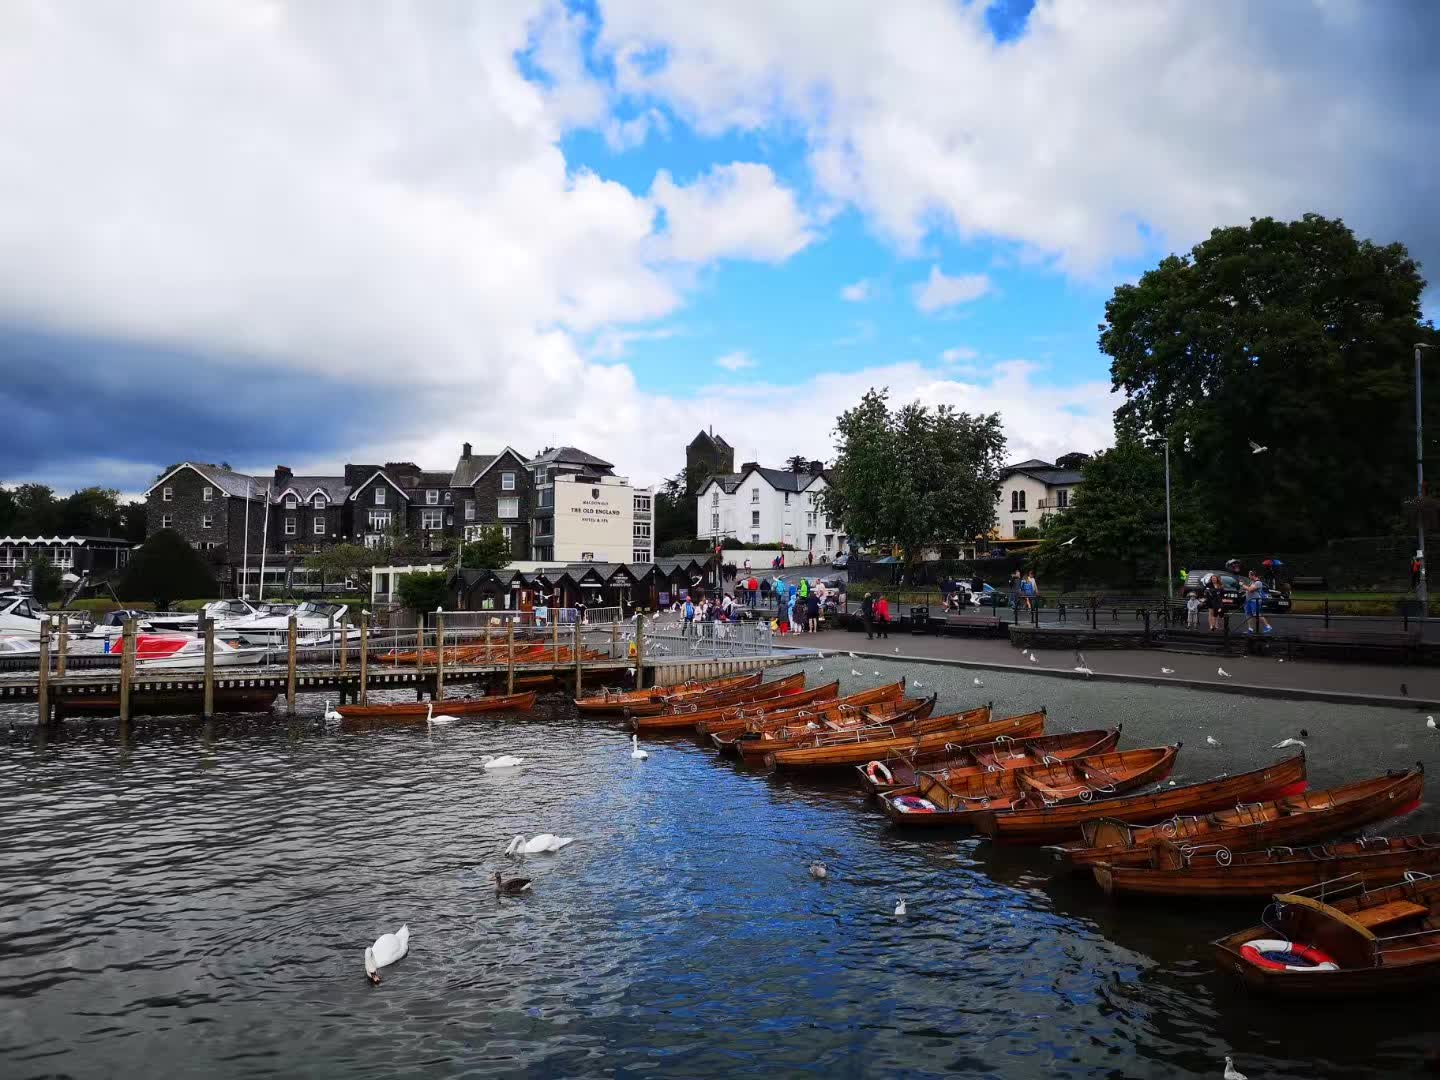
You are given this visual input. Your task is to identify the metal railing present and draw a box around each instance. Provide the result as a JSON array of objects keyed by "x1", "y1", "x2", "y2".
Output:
[{"x1": 641, "y1": 618, "x2": 779, "y2": 660}]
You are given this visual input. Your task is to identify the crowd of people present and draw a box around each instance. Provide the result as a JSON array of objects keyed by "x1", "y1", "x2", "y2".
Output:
[{"x1": 667, "y1": 573, "x2": 841, "y2": 636}]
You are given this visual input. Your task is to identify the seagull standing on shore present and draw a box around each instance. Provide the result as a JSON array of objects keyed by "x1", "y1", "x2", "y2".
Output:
[
  {"x1": 1217, "y1": 667, "x2": 1232, "y2": 678},
  {"x1": 1223, "y1": 1056, "x2": 1248, "y2": 1080},
  {"x1": 1427, "y1": 716, "x2": 1437, "y2": 730},
  {"x1": 1206, "y1": 736, "x2": 1221, "y2": 747}
]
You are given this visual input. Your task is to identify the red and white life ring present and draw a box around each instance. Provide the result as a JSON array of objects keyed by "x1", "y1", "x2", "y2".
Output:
[
  {"x1": 1239, "y1": 939, "x2": 1339, "y2": 972},
  {"x1": 889, "y1": 794, "x2": 938, "y2": 814},
  {"x1": 865, "y1": 760, "x2": 894, "y2": 786}
]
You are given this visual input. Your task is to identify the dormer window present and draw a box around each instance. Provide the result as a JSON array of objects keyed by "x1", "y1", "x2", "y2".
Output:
[
  {"x1": 312, "y1": 493, "x2": 325, "y2": 508},
  {"x1": 426, "y1": 489, "x2": 439, "y2": 505},
  {"x1": 284, "y1": 494, "x2": 297, "y2": 510}
]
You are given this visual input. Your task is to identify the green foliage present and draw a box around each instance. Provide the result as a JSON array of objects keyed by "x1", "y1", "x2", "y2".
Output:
[
  {"x1": 454, "y1": 526, "x2": 512, "y2": 570},
  {"x1": 304, "y1": 543, "x2": 377, "y2": 584},
  {"x1": 396, "y1": 570, "x2": 450, "y2": 613},
  {"x1": 23, "y1": 555, "x2": 65, "y2": 605},
  {"x1": 784, "y1": 454, "x2": 811, "y2": 472},
  {"x1": 0, "y1": 482, "x2": 142, "y2": 539},
  {"x1": 118, "y1": 529, "x2": 219, "y2": 609},
  {"x1": 655, "y1": 469, "x2": 696, "y2": 547},
  {"x1": 820, "y1": 388, "x2": 1007, "y2": 567},
  {"x1": 1103, "y1": 212, "x2": 1439, "y2": 550},
  {"x1": 1013, "y1": 526, "x2": 1042, "y2": 540}
]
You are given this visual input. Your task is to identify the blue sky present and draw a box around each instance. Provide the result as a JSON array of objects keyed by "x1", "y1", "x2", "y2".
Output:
[{"x1": 0, "y1": 0, "x2": 1435, "y2": 496}]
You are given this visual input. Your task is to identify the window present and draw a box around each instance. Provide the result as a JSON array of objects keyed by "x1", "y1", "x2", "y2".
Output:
[
  {"x1": 579, "y1": 550, "x2": 594, "y2": 561},
  {"x1": 313, "y1": 519, "x2": 326, "y2": 535},
  {"x1": 633, "y1": 523, "x2": 651, "y2": 539},
  {"x1": 284, "y1": 517, "x2": 297, "y2": 536},
  {"x1": 825, "y1": 534, "x2": 833, "y2": 550},
  {"x1": 534, "y1": 467, "x2": 547, "y2": 485},
  {"x1": 1012, "y1": 519, "x2": 1025, "y2": 536},
  {"x1": 710, "y1": 513, "x2": 720, "y2": 532},
  {"x1": 1056, "y1": 488, "x2": 1069, "y2": 508},
  {"x1": 464, "y1": 499, "x2": 475, "y2": 521},
  {"x1": 425, "y1": 489, "x2": 439, "y2": 505},
  {"x1": 712, "y1": 491, "x2": 719, "y2": 506},
  {"x1": 202, "y1": 541, "x2": 218, "y2": 551},
  {"x1": 162, "y1": 486, "x2": 173, "y2": 502},
  {"x1": 463, "y1": 525, "x2": 483, "y2": 541},
  {"x1": 201, "y1": 514, "x2": 213, "y2": 530},
  {"x1": 633, "y1": 548, "x2": 649, "y2": 563},
  {"x1": 502, "y1": 525, "x2": 514, "y2": 543},
  {"x1": 161, "y1": 513, "x2": 173, "y2": 528},
  {"x1": 374, "y1": 486, "x2": 386, "y2": 506},
  {"x1": 634, "y1": 495, "x2": 651, "y2": 512},
  {"x1": 422, "y1": 509, "x2": 443, "y2": 530},
  {"x1": 807, "y1": 533, "x2": 816, "y2": 549},
  {"x1": 284, "y1": 494, "x2": 297, "y2": 510},
  {"x1": 498, "y1": 497, "x2": 519, "y2": 519},
  {"x1": 806, "y1": 512, "x2": 817, "y2": 527},
  {"x1": 751, "y1": 533, "x2": 760, "y2": 544},
  {"x1": 202, "y1": 487, "x2": 213, "y2": 502},
  {"x1": 751, "y1": 488, "x2": 759, "y2": 503},
  {"x1": 443, "y1": 491, "x2": 452, "y2": 503},
  {"x1": 751, "y1": 510, "x2": 760, "y2": 527},
  {"x1": 367, "y1": 510, "x2": 391, "y2": 531},
  {"x1": 502, "y1": 472, "x2": 516, "y2": 491},
  {"x1": 363, "y1": 534, "x2": 383, "y2": 550},
  {"x1": 312, "y1": 493, "x2": 325, "y2": 508},
  {"x1": 784, "y1": 492, "x2": 790, "y2": 505},
  {"x1": 1010, "y1": 490, "x2": 1026, "y2": 511}
]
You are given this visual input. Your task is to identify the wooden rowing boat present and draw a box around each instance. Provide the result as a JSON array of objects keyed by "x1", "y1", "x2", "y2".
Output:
[
  {"x1": 1214, "y1": 876, "x2": 1440, "y2": 997},
  {"x1": 764, "y1": 707, "x2": 1047, "y2": 771},
  {"x1": 624, "y1": 671, "x2": 806, "y2": 719},
  {"x1": 968, "y1": 753, "x2": 1309, "y2": 844},
  {"x1": 696, "y1": 679, "x2": 907, "y2": 736},
  {"x1": 630, "y1": 673, "x2": 818, "y2": 734},
  {"x1": 733, "y1": 696, "x2": 946, "y2": 760},
  {"x1": 1054, "y1": 766, "x2": 1425, "y2": 871},
  {"x1": 879, "y1": 745, "x2": 1179, "y2": 829},
  {"x1": 337, "y1": 690, "x2": 537, "y2": 729},
  {"x1": 337, "y1": 691, "x2": 540, "y2": 719},
  {"x1": 55, "y1": 689, "x2": 278, "y2": 717},
  {"x1": 854, "y1": 725, "x2": 1118, "y2": 796},
  {"x1": 1093, "y1": 831, "x2": 1440, "y2": 899},
  {"x1": 575, "y1": 672, "x2": 761, "y2": 714}
]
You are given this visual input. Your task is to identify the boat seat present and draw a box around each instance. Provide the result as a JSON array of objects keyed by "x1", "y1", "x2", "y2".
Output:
[{"x1": 1353, "y1": 899, "x2": 1428, "y2": 930}]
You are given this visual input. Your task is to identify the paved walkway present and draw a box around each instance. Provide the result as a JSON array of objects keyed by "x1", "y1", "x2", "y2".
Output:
[{"x1": 785, "y1": 628, "x2": 1440, "y2": 709}]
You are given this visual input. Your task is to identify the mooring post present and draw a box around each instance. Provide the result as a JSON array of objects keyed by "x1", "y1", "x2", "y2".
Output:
[
  {"x1": 506, "y1": 618, "x2": 515, "y2": 695},
  {"x1": 634, "y1": 611, "x2": 645, "y2": 689},
  {"x1": 359, "y1": 612, "x2": 370, "y2": 705},
  {"x1": 286, "y1": 613, "x2": 298, "y2": 715},
  {"x1": 339, "y1": 609, "x2": 349, "y2": 678},
  {"x1": 611, "y1": 621, "x2": 619, "y2": 662},
  {"x1": 119, "y1": 618, "x2": 135, "y2": 724},
  {"x1": 56, "y1": 615, "x2": 68, "y2": 678},
  {"x1": 552, "y1": 609, "x2": 560, "y2": 666},
  {"x1": 435, "y1": 611, "x2": 446, "y2": 702},
  {"x1": 414, "y1": 613, "x2": 425, "y2": 698},
  {"x1": 37, "y1": 619, "x2": 51, "y2": 725},
  {"x1": 573, "y1": 616, "x2": 583, "y2": 696},
  {"x1": 203, "y1": 617, "x2": 216, "y2": 719}
]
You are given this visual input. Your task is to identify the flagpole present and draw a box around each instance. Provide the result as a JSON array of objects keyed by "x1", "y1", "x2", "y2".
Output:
[
  {"x1": 241, "y1": 480, "x2": 252, "y2": 599},
  {"x1": 258, "y1": 486, "x2": 271, "y2": 601}
]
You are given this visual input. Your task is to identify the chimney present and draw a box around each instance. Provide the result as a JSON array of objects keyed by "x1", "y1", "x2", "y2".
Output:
[
  {"x1": 741, "y1": 461, "x2": 759, "y2": 472},
  {"x1": 274, "y1": 465, "x2": 292, "y2": 484},
  {"x1": 809, "y1": 460, "x2": 824, "y2": 476},
  {"x1": 462, "y1": 442, "x2": 472, "y2": 460}
]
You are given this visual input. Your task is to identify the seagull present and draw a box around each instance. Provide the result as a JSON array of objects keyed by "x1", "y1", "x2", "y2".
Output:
[
  {"x1": 1029, "y1": 652, "x2": 1038, "y2": 663},
  {"x1": 1272, "y1": 738, "x2": 1306, "y2": 749},
  {"x1": 873, "y1": 671, "x2": 880, "y2": 676},
  {"x1": 1217, "y1": 667, "x2": 1232, "y2": 678},
  {"x1": 818, "y1": 665, "x2": 824, "y2": 672},
  {"x1": 809, "y1": 862, "x2": 828, "y2": 880},
  {"x1": 817, "y1": 651, "x2": 825, "y2": 659},
  {"x1": 482, "y1": 754, "x2": 525, "y2": 769},
  {"x1": 1428, "y1": 716, "x2": 1437, "y2": 730},
  {"x1": 894, "y1": 898, "x2": 907, "y2": 916},
  {"x1": 848, "y1": 652, "x2": 857, "y2": 658},
  {"x1": 1223, "y1": 1056, "x2": 1248, "y2": 1080},
  {"x1": 1061, "y1": 537, "x2": 1077, "y2": 546},
  {"x1": 851, "y1": 668, "x2": 864, "y2": 677},
  {"x1": 894, "y1": 647, "x2": 900, "y2": 654},
  {"x1": 1248, "y1": 441, "x2": 1267, "y2": 455},
  {"x1": 1074, "y1": 666, "x2": 1093, "y2": 677},
  {"x1": 1206, "y1": 736, "x2": 1221, "y2": 747},
  {"x1": 914, "y1": 680, "x2": 923, "y2": 688},
  {"x1": 973, "y1": 677, "x2": 983, "y2": 687},
  {"x1": 1161, "y1": 667, "x2": 1175, "y2": 674},
  {"x1": 630, "y1": 735, "x2": 649, "y2": 760},
  {"x1": 323, "y1": 700, "x2": 343, "y2": 722}
]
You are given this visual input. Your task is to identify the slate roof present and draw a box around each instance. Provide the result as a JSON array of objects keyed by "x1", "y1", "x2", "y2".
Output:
[
  {"x1": 144, "y1": 462, "x2": 267, "y2": 499},
  {"x1": 450, "y1": 453, "x2": 498, "y2": 488},
  {"x1": 417, "y1": 470, "x2": 452, "y2": 488},
  {"x1": 747, "y1": 466, "x2": 827, "y2": 492},
  {"x1": 699, "y1": 472, "x2": 744, "y2": 494},
  {"x1": 275, "y1": 475, "x2": 350, "y2": 503},
  {"x1": 1005, "y1": 461, "x2": 1084, "y2": 486},
  {"x1": 527, "y1": 445, "x2": 614, "y2": 470}
]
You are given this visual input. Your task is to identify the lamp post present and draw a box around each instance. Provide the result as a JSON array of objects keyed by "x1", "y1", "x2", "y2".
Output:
[
  {"x1": 1164, "y1": 440, "x2": 1173, "y2": 602},
  {"x1": 1416, "y1": 342, "x2": 1435, "y2": 618}
]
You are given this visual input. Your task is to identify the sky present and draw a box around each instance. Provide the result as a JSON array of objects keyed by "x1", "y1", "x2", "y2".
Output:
[{"x1": 1, "y1": 0, "x2": 1437, "y2": 498}]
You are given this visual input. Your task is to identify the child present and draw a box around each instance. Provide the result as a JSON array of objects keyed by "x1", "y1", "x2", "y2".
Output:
[{"x1": 1185, "y1": 591, "x2": 1200, "y2": 629}]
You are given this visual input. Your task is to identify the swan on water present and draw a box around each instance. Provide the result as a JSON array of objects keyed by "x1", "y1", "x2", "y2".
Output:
[
  {"x1": 364, "y1": 924, "x2": 409, "y2": 985},
  {"x1": 505, "y1": 834, "x2": 574, "y2": 855},
  {"x1": 630, "y1": 735, "x2": 649, "y2": 760},
  {"x1": 894, "y1": 898, "x2": 907, "y2": 916},
  {"x1": 809, "y1": 862, "x2": 827, "y2": 880},
  {"x1": 426, "y1": 702, "x2": 458, "y2": 726},
  {"x1": 323, "y1": 701, "x2": 342, "y2": 722},
  {"x1": 495, "y1": 871, "x2": 532, "y2": 895},
  {"x1": 482, "y1": 754, "x2": 525, "y2": 769}
]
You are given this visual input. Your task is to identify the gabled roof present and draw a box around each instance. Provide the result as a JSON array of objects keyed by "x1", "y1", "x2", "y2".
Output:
[
  {"x1": 451, "y1": 445, "x2": 526, "y2": 487},
  {"x1": 346, "y1": 469, "x2": 411, "y2": 501},
  {"x1": 144, "y1": 462, "x2": 266, "y2": 499},
  {"x1": 741, "y1": 465, "x2": 828, "y2": 493},
  {"x1": 1006, "y1": 458, "x2": 1053, "y2": 470},
  {"x1": 688, "y1": 429, "x2": 732, "y2": 451},
  {"x1": 526, "y1": 445, "x2": 614, "y2": 470},
  {"x1": 1007, "y1": 464, "x2": 1084, "y2": 486},
  {"x1": 275, "y1": 476, "x2": 350, "y2": 504},
  {"x1": 697, "y1": 472, "x2": 744, "y2": 495}
]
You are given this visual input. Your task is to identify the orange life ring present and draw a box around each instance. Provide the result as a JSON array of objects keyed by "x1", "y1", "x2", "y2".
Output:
[{"x1": 1239, "y1": 939, "x2": 1339, "y2": 972}]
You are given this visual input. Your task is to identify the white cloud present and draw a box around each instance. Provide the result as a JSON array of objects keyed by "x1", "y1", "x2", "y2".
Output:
[
  {"x1": 714, "y1": 350, "x2": 755, "y2": 372},
  {"x1": 651, "y1": 162, "x2": 814, "y2": 264},
  {"x1": 840, "y1": 279, "x2": 871, "y2": 302},
  {"x1": 940, "y1": 346, "x2": 978, "y2": 363},
  {"x1": 597, "y1": 0, "x2": 1440, "y2": 274},
  {"x1": 914, "y1": 267, "x2": 991, "y2": 313}
]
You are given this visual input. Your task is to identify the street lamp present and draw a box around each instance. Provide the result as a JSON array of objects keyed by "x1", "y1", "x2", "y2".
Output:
[{"x1": 1416, "y1": 342, "x2": 1435, "y2": 618}]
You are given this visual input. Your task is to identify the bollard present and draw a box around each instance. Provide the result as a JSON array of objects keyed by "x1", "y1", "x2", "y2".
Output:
[
  {"x1": 286, "y1": 614, "x2": 298, "y2": 715},
  {"x1": 1091, "y1": 601, "x2": 1097, "y2": 631},
  {"x1": 37, "y1": 620, "x2": 50, "y2": 725},
  {"x1": 634, "y1": 611, "x2": 646, "y2": 689},
  {"x1": 435, "y1": 612, "x2": 446, "y2": 702},
  {"x1": 203, "y1": 617, "x2": 216, "y2": 719},
  {"x1": 119, "y1": 618, "x2": 135, "y2": 724},
  {"x1": 1143, "y1": 610, "x2": 1151, "y2": 643},
  {"x1": 56, "y1": 615, "x2": 69, "y2": 678},
  {"x1": 359, "y1": 612, "x2": 370, "y2": 705},
  {"x1": 506, "y1": 618, "x2": 515, "y2": 695},
  {"x1": 574, "y1": 616, "x2": 583, "y2": 696}
]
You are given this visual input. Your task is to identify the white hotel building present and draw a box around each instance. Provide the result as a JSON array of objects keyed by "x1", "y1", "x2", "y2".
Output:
[
  {"x1": 695, "y1": 462, "x2": 843, "y2": 560},
  {"x1": 526, "y1": 446, "x2": 654, "y2": 564}
]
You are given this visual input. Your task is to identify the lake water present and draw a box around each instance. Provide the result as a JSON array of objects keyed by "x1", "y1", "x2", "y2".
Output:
[{"x1": 2, "y1": 658, "x2": 1438, "y2": 1078}]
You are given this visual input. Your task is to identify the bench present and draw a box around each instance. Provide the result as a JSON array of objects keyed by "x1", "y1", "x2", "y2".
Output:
[
  {"x1": 1287, "y1": 628, "x2": 1421, "y2": 664},
  {"x1": 1353, "y1": 899, "x2": 1428, "y2": 930},
  {"x1": 942, "y1": 616, "x2": 1006, "y2": 638}
]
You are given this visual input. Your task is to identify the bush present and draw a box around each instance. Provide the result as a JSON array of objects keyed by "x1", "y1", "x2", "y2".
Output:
[
  {"x1": 396, "y1": 571, "x2": 450, "y2": 614},
  {"x1": 118, "y1": 529, "x2": 219, "y2": 610}
]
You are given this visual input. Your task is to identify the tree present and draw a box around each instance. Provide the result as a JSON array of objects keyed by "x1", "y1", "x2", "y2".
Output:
[
  {"x1": 820, "y1": 388, "x2": 1007, "y2": 571},
  {"x1": 304, "y1": 543, "x2": 377, "y2": 588},
  {"x1": 0, "y1": 487, "x2": 18, "y2": 534},
  {"x1": 784, "y1": 454, "x2": 811, "y2": 473},
  {"x1": 396, "y1": 570, "x2": 450, "y2": 613},
  {"x1": 118, "y1": 529, "x2": 218, "y2": 609},
  {"x1": 57, "y1": 487, "x2": 124, "y2": 536},
  {"x1": 454, "y1": 526, "x2": 512, "y2": 569},
  {"x1": 655, "y1": 469, "x2": 696, "y2": 548},
  {"x1": 1103, "y1": 212, "x2": 1440, "y2": 550},
  {"x1": 12, "y1": 483, "x2": 59, "y2": 534},
  {"x1": 1030, "y1": 439, "x2": 1214, "y2": 585},
  {"x1": 23, "y1": 554, "x2": 65, "y2": 605}
]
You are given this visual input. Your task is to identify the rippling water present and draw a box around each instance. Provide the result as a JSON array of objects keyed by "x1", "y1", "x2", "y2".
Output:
[{"x1": 2, "y1": 660, "x2": 1438, "y2": 1078}]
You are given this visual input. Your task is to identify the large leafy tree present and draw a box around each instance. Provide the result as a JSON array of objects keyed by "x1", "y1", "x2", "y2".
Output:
[
  {"x1": 454, "y1": 526, "x2": 512, "y2": 569},
  {"x1": 23, "y1": 555, "x2": 65, "y2": 605},
  {"x1": 1103, "y1": 213, "x2": 1439, "y2": 550},
  {"x1": 820, "y1": 389, "x2": 1006, "y2": 569},
  {"x1": 654, "y1": 469, "x2": 695, "y2": 548},
  {"x1": 396, "y1": 571, "x2": 450, "y2": 614},
  {"x1": 56, "y1": 487, "x2": 124, "y2": 536},
  {"x1": 304, "y1": 543, "x2": 377, "y2": 588},
  {"x1": 118, "y1": 529, "x2": 218, "y2": 609},
  {"x1": 11, "y1": 483, "x2": 59, "y2": 534}
]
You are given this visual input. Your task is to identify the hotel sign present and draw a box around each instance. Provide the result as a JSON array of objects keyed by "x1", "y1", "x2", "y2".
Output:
[{"x1": 554, "y1": 480, "x2": 631, "y2": 561}]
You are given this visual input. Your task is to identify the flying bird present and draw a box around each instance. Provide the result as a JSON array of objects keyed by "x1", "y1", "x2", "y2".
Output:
[
  {"x1": 1061, "y1": 537, "x2": 1077, "y2": 547},
  {"x1": 1248, "y1": 441, "x2": 1267, "y2": 454}
]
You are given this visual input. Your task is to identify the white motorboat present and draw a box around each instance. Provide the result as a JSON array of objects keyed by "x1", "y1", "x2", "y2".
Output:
[
  {"x1": 132, "y1": 635, "x2": 271, "y2": 670},
  {"x1": 0, "y1": 634, "x2": 40, "y2": 655},
  {"x1": 0, "y1": 595, "x2": 50, "y2": 640},
  {"x1": 205, "y1": 600, "x2": 355, "y2": 645}
]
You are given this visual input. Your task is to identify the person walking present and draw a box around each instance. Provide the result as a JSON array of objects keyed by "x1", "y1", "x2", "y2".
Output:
[
  {"x1": 1185, "y1": 590, "x2": 1200, "y2": 629},
  {"x1": 1023, "y1": 571, "x2": 1037, "y2": 612},
  {"x1": 682, "y1": 595, "x2": 695, "y2": 636},
  {"x1": 806, "y1": 590, "x2": 820, "y2": 633},
  {"x1": 1204, "y1": 573, "x2": 1224, "y2": 631},
  {"x1": 861, "y1": 592, "x2": 875, "y2": 640},
  {"x1": 1243, "y1": 570, "x2": 1272, "y2": 635},
  {"x1": 874, "y1": 594, "x2": 891, "y2": 639}
]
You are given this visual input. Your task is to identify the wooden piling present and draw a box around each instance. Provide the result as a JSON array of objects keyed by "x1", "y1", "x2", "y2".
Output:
[
  {"x1": 552, "y1": 609, "x2": 559, "y2": 666},
  {"x1": 573, "y1": 616, "x2": 583, "y2": 695},
  {"x1": 37, "y1": 619, "x2": 50, "y2": 724},
  {"x1": 202, "y1": 617, "x2": 216, "y2": 719},
  {"x1": 119, "y1": 619, "x2": 135, "y2": 724},
  {"x1": 634, "y1": 612, "x2": 645, "y2": 689},
  {"x1": 506, "y1": 618, "x2": 515, "y2": 695},
  {"x1": 339, "y1": 609, "x2": 348, "y2": 678},
  {"x1": 359, "y1": 612, "x2": 370, "y2": 704},
  {"x1": 435, "y1": 612, "x2": 445, "y2": 702},
  {"x1": 56, "y1": 615, "x2": 68, "y2": 678},
  {"x1": 611, "y1": 621, "x2": 619, "y2": 662},
  {"x1": 286, "y1": 613, "x2": 298, "y2": 715}
]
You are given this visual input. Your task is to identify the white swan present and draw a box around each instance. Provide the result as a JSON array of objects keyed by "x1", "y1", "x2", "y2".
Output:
[
  {"x1": 630, "y1": 735, "x2": 649, "y2": 760},
  {"x1": 482, "y1": 754, "x2": 524, "y2": 769},
  {"x1": 505, "y1": 833, "x2": 574, "y2": 855},
  {"x1": 426, "y1": 702, "x2": 458, "y2": 726},
  {"x1": 894, "y1": 898, "x2": 907, "y2": 916},
  {"x1": 364, "y1": 924, "x2": 409, "y2": 985},
  {"x1": 323, "y1": 700, "x2": 342, "y2": 722}
]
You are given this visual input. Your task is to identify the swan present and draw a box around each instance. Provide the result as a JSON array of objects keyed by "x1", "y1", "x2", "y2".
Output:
[
  {"x1": 630, "y1": 735, "x2": 649, "y2": 760},
  {"x1": 426, "y1": 702, "x2": 458, "y2": 726},
  {"x1": 495, "y1": 871, "x2": 532, "y2": 895},
  {"x1": 323, "y1": 700, "x2": 343, "y2": 722},
  {"x1": 364, "y1": 924, "x2": 409, "y2": 985},
  {"x1": 809, "y1": 862, "x2": 827, "y2": 880},
  {"x1": 505, "y1": 834, "x2": 574, "y2": 855},
  {"x1": 894, "y1": 898, "x2": 907, "y2": 916},
  {"x1": 482, "y1": 754, "x2": 524, "y2": 769}
]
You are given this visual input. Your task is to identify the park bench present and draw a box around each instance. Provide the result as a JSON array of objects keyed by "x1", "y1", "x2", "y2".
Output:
[
  {"x1": 940, "y1": 615, "x2": 1006, "y2": 638},
  {"x1": 1285, "y1": 627, "x2": 1421, "y2": 664}
]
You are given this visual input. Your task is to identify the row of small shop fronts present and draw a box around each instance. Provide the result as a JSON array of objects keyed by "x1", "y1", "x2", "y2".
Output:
[{"x1": 373, "y1": 557, "x2": 718, "y2": 613}]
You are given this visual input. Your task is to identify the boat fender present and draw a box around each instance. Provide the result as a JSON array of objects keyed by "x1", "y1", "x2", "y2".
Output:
[
  {"x1": 890, "y1": 794, "x2": 937, "y2": 814},
  {"x1": 1239, "y1": 939, "x2": 1339, "y2": 972},
  {"x1": 865, "y1": 760, "x2": 894, "y2": 786}
]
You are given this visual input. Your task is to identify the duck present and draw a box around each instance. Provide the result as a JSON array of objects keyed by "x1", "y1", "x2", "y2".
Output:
[
  {"x1": 323, "y1": 700, "x2": 343, "y2": 722},
  {"x1": 630, "y1": 735, "x2": 649, "y2": 760},
  {"x1": 482, "y1": 754, "x2": 525, "y2": 769},
  {"x1": 364, "y1": 924, "x2": 409, "y2": 985},
  {"x1": 505, "y1": 833, "x2": 574, "y2": 855},
  {"x1": 426, "y1": 702, "x2": 458, "y2": 726},
  {"x1": 495, "y1": 871, "x2": 532, "y2": 896}
]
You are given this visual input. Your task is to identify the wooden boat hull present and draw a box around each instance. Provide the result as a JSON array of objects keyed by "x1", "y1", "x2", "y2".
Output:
[
  {"x1": 338, "y1": 690, "x2": 537, "y2": 729},
  {"x1": 734, "y1": 697, "x2": 946, "y2": 760},
  {"x1": 625, "y1": 672, "x2": 806, "y2": 720},
  {"x1": 575, "y1": 672, "x2": 760, "y2": 714},
  {"x1": 970, "y1": 753, "x2": 1309, "y2": 844},
  {"x1": 697, "y1": 679, "x2": 906, "y2": 736},
  {"x1": 856, "y1": 726, "x2": 1121, "y2": 796},
  {"x1": 1059, "y1": 767, "x2": 1424, "y2": 870},
  {"x1": 55, "y1": 689, "x2": 278, "y2": 717},
  {"x1": 338, "y1": 691, "x2": 539, "y2": 719},
  {"x1": 630, "y1": 674, "x2": 818, "y2": 733},
  {"x1": 765, "y1": 708, "x2": 1046, "y2": 771},
  {"x1": 880, "y1": 744, "x2": 1178, "y2": 829},
  {"x1": 1095, "y1": 830, "x2": 1440, "y2": 899}
]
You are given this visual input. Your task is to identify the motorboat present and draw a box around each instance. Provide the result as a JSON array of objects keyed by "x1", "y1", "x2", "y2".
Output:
[
  {"x1": 204, "y1": 599, "x2": 355, "y2": 644},
  {"x1": 0, "y1": 595, "x2": 51, "y2": 640},
  {"x1": 0, "y1": 635, "x2": 40, "y2": 655},
  {"x1": 132, "y1": 635, "x2": 271, "y2": 670}
]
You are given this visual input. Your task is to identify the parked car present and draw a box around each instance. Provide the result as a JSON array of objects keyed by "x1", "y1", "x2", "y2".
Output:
[
  {"x1": 831, "y1": 554, "x2": 850, "y2": 570},
  {"x1": 1181, "y1": 570, "x2": 1291, "y2": 613}
]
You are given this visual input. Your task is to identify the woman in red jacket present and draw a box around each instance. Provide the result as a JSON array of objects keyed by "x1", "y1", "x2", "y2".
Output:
[{"x1": 873, "y1": 595, "x2": 890, "y2": 639}]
